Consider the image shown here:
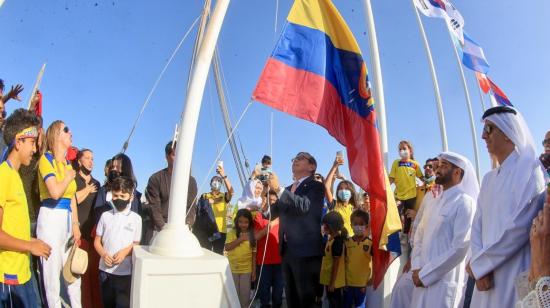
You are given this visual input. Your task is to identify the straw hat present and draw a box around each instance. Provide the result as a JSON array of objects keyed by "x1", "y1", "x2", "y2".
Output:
[{"x1": 63, "y1": 244, "x2": 88, "y2": 284}]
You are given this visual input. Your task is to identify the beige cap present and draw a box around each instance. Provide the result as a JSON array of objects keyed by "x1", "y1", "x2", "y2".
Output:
[{"x1": 63, "y1": 244, "x2": 88, "y2": 284}]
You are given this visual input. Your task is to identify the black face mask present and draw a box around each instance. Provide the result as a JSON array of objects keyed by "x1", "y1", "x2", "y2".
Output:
[
  {"x1": 111, "y1": 199, "x2": 130, "y2": 211},
  {"x1": 80, "y1": 166, "x2": 92, "y2": 176},
  {"x1": 108, "y1": 170, "x2": 121, "y2": 182}
]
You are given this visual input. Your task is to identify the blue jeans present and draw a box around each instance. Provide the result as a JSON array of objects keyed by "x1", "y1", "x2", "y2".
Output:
[
  {"x1": 0, "y1": 280, "x2": 38, "y2": 308},
  {"x1": 256, "y1": 264, "x2": 284, "y2": 308},
  {"x1": 344, "y1": 287, "x2": 367, "y2": 308}
]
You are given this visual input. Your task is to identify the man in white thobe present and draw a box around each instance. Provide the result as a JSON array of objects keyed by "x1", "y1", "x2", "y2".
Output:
[
  {"x1": 409, "y1": 152, "x2": 479, "y2": 308},
  {"x1": 468, "y1": 106, "x2": 545, "y2": 308}
]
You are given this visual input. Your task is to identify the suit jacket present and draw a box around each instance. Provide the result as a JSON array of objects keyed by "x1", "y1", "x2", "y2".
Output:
[
  {"x1": 274, "y1": 175, "x2": 325, "y2": 258},
  {"x1": 145, "y1": 168, "x2": 198, "y2": 230}
]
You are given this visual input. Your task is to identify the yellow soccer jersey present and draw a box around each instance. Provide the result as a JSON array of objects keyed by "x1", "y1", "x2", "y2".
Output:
[
  {"x1": 345, "y1": 237, "x2": 373, "y2": 287},
  {"x1": 203, "y1": 192, "x2": 230, "y2": 233},
  {"x1": 0, "y1": 161, "x2": 31, "y2": 285},
  {"x1": 332, "y1": 202, "x2": 353, "y2": 237},
  {"x1": 38, "y1": 152, "x2": 77, "y2": 203},
  {"x1": 389, "y1": 159, "x2": 423, "y2": 200},
  {"x1": 320, "y1": 236, "x2": 346, "y2": 288},
  {"x1": 225, "y1": 229, "x2": 253, "y2": 274}
]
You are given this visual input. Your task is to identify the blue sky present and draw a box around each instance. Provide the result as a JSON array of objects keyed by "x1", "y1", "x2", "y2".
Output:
[{"x1": 1, "y1": 0, "x2": 548, "y2": 196}]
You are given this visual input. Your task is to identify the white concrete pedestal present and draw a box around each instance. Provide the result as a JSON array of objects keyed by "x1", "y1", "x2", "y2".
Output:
[{"x1": 131, "y1": 246, "x2": 240, "y2": 308}]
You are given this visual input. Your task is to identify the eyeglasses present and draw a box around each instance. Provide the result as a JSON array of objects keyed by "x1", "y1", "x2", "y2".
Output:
[
  {"x1": 483, "y1": 124, "x2": 496, "y2": 135},
  {"x1": 63, "y1": 126, "x2": 70, "y2": 133},
  {"x1": 423, "y1": 165, "x2": 433, "y2": 169},
  {"x1": 543, "y1": 138, "x2": 550, "y2": 146}
]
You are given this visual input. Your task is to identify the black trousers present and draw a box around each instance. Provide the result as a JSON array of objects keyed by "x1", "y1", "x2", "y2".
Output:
[
  {"x1": 326, "y1": 287, "x2": 344, "y2": 308},
  {"x1": 398, "y1": 197, "x2": 416, "y2": 234},
  {"x1": 282, "y1": 254, "x2": 322, "y2": 308},
  {"x1": 100, "y1": 271, "x2": 132, "y2": 308}
]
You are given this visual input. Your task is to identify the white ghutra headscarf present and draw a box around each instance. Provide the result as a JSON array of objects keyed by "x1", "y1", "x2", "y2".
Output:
[
  {"x1": 438, "y1": 151, "x2": 480, "y2": 201},
  {"x1": 482, "y1": 106, "x2": 540, "y2": 206}
]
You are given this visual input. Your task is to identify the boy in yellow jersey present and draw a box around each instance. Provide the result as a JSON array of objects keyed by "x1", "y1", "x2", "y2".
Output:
[
  {"x1": 0, "y1": 109, "x2": 51, "y2": 307},
  {"x1": 344, "y1": 210, "x2": 372, "y2": 308}
]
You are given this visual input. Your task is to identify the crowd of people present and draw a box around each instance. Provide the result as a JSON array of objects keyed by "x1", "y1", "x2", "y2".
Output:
[{"x1": 0, "y1": 76, "x2": 549, "y2": 308}]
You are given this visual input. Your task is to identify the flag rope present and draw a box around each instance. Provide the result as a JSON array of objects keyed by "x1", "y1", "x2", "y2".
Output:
[
  {"x1": 185, "y1": 99, "x2": 254, "y2": 218},
  {"x1": 121, "y1": 14, "x2": 202, "y2": 153}
]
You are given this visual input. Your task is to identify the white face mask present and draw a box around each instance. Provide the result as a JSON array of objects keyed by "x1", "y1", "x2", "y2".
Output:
[
  {"x1": 211, "y1": 181, "x2": 222, "y2": 191},
  {"x1": 399, "y1": 150, "x2": 409, "y2": 159}
]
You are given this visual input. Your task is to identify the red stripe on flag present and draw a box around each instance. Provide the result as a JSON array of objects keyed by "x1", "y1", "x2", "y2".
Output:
[
  {"x1": 253, "y1": 58, "x2": 390, "y2": 287},
  {"x1": 475, "y1": 72, "x2": 490, "y2": 94}
]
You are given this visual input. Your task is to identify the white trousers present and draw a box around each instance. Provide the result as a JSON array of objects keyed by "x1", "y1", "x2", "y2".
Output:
[{"x1": 37, "y1": 207, "x2": 81, "y2": 308}]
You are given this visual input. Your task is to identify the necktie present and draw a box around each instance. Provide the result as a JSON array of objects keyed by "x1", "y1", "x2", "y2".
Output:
[{"x1": 291, "y1": 181, "x2": 299, "y2": 193}]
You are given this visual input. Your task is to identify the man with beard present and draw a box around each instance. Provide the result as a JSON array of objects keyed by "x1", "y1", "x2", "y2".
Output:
[
  {"x1": 409, "y1": 152, "x2": 479, "y2": 307},
  {"x1": 391, "y1": 157, "x2": 443, "y2": 308},
  {"x1": 468, "y1": 106, "x2": 545, "y2": 307}
]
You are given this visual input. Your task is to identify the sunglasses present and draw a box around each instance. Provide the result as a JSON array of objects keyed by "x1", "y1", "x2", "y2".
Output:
[
  {"x1": 63, "y1": 126, "x2": 70, "y2": 133},
  {"x1": 543, "y1": 138, "x2": 550, "y2": 146},
  {"x1": 483, "y1": 124, "x2": 496, "y2": 135}
]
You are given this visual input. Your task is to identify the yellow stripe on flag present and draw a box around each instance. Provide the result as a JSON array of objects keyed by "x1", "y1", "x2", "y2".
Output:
[
  {"x1": 287, "y1": 0, "x2": 362, "y2": 54},
  {"x1": 380, "y1": 169, "x2": 402, "y2": 249}
]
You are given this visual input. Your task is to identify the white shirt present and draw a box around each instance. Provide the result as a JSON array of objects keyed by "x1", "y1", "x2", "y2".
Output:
[
  {"x1": 410, "y1": 185, "x2": 475, "y2": 308},
  {"x1": 470, "y1": 151, "x2": 545, "y2": 307},
  {"x1": 96, "y1": 206, "x2": 142, "y2": 276}
]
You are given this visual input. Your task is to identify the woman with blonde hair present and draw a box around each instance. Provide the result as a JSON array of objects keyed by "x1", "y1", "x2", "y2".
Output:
[{"x1": 36, "y1": 120, "x2": 81, "y2": 308}]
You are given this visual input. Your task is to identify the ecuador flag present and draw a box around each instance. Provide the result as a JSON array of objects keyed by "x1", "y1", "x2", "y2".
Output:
[{"x1": 253, "y1": 0, "x2": 401, "y2": 288}]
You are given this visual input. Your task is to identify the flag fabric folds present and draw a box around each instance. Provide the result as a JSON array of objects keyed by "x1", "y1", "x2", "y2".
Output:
[
  {"x1": 252, "y1": 0, "x2": 401, "y2": 288},
  {"x1": 413, "y1": 0, "x2": 465, "y2": 43},
  {"x1": 475, "y1": 72, "x2": 491, "y2": 94},
  {"x1": 453, "y1": 32, "x2": 490, "y2": 74},
  {"x1": 488, "y1": 78, "x2": 513, "y2": 106}
]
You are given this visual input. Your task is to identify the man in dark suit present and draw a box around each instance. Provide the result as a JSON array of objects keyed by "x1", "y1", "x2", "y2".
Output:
[{"x1": 267, "y1": 152, "x2": 325, "y2": 308}]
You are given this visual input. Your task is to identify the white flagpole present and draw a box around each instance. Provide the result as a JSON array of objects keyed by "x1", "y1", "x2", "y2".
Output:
[
  {"x1": 476, "y1": 80, "x2": 487, "y2": 112},
  {"x1": 446, "y1": 28, "x2": 481, "y2": 182},
  {"x1": 150, "y1": 0, "x2": 230, "y2": 257},
  {"x1": 27, "y1": 63, "x2": 46, "y2": 110},
  {"x1": 412, "y1": 0, "x2": 448, "y2": 151},
  {"x1": 363, "y1": 0, "x2": 389, "y2": 169}
]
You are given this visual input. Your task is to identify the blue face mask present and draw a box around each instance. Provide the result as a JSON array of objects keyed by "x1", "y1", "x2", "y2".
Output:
[{"x1": 337, "y1": 189, "x2": 352, "y2": 202}]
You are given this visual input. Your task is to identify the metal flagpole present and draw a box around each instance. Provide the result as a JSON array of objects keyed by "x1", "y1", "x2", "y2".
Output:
[
  {"x1": 212, "y1": 50, "x2": 247, "y2": 187},
  {"x1": 475, "y1": 76, "x2": 487, "y2": 112},
  {"x1": 150, "y1": 0, "x2": 231, "y2": 257},
  {"x1": 412, "y1": 0, "x2": 448, "y2": 151},
  {"x1": 363, "y1": 0, "x2": 389, "y2": 169},
  {"x1": 446, "y1": 27, "x2": 481, "y2": 182},
  {"x1": 27, "y1": 63, "x2": 46, "y2": 110}
]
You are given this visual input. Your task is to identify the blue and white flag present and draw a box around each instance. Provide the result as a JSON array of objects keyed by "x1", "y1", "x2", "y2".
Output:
[{"x1": 453, "y1": 32, "x2": 490, "y2": 74}]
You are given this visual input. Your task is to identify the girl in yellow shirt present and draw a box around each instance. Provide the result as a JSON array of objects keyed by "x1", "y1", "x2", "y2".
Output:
[
  {"x1": 325, "y1": 155, "x2": 358, "y2": 236},
  {"x1": 225, "y1": 209, "x2": 256, "y2": 308},
  {"x1": 320, "y1": 211, "x2": 348, "y2": 308},
  {"x1": 389, "y1": 140, "x2": 424, "y2": 235}
]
